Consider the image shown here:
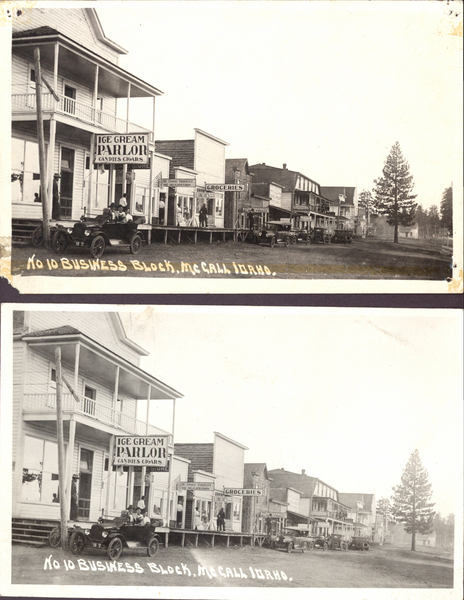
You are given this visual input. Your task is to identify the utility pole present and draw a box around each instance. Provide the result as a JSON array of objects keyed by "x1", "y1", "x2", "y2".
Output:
[
  {"x1": 55, "y1": 347, "x2": 68, "y2": 549},
  {"x1": 34, "y1": 48, "x2": 51, "y2": 248}
]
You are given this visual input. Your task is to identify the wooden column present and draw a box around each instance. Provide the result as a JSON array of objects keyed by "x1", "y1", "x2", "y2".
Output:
[{"x1": 55, "y1": 347, "x2": 68, "y2": 549}]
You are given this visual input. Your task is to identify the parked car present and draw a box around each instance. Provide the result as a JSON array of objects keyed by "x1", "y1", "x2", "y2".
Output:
[
  {"x1": 69, "y1": 513, "x2": 163, "y2": 560},
  {"x1": 52, "y1": 212, "x2": 145, "y2": 258},
  {"x1": 295, "y1": 229, "x2": 312, "y2": 244},
  {"x1": 331, "y1": 229, "x2": 353, "y2": 244},
  {"x1": 310, "y1": 227, "x2": 331, "y2": 244},
  {"x1": 313, "y1": 534, "x2": 329, "y2": 551},
  {"x1": 270, "y1": 526, "x2": 313, "y2": 553},
  {"x1": 350, "y1": 536, "x2": 370, "y2": 551},
  {"x1": 256, "y1": 221, "x2": 294, "y2": 247},
  {"x1": 327, "y1": 533, "x2": 349, "y2": 551}
]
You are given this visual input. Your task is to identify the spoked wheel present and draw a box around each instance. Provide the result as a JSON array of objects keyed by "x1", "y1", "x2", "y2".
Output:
[
  {"x1": 346, "y1": 236, "x2": 352, "y2": 244},
  {"x1": 129, "y1": 233, "x2": 142, "y2": 254},
  {"x1": 52, "y1": 230, "x2": 68, "y2": 253},
  {"x1": 31, "y1": 226, "x2": 44, "y2": 247},
  {"x1": 362, "y1": 542, "x2": 370, "y2": 551},
  {"x1": 49, "y1": 526, "x2": 61, "y2": 548},
  {"x1": 70, "y1": 530, "x2": 86, "y2": 555},
  {"x1": 323, "y1": 541, "x2": 328, "y2": 551},
  {"x1": 286, "y1": 542, "x2": 293, "y2": 553},
  {"x1": 90, "y1": 235, "x2": 105, "y2": 259},
  {"x1": 308, "y1": 540, "x2": 315, "y2": 551},
  {"x1": 147, "y1": 536, "x2": 160, "y2": 557},
  {"x1": 302, "y1": 542, "x2": 308, "y2": 553},
  {"x1": 107, "y1": 537, "x2": 123, "y2": 560},
  {"x1": 270, "y1": 236, "x2": 276, "y2": 248}
]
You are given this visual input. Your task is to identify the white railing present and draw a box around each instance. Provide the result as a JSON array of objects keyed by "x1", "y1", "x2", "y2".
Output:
[
  {"x1": 12, "y1": 93, "x2": 150, "y2": 135},
  {"x1": 23, "y1": 392, "x2": 159, "y2": 436}
]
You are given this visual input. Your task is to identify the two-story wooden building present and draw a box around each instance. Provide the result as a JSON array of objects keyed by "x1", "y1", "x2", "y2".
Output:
[
  {"x1": 320, "y1": 187, "x2": 359, "y2": 232},
  {"x1": 241, "y1": 463, "x2": 271, "y2": 534},
  {"x1": 155, "y1": 129, "x2": 229, "y2": 228},
  {"x1": 249, "y1": 163, "x2": 336, "y2": 232},
  {"x1": 174, "y1": 432, "x2": 248, "y2": 532},
  {"x1": 11, "y1": 7, "x2": 162, "y2": 228},
  {"x1": 12, "y1": 310, "x2": 183, "y2": 527}
]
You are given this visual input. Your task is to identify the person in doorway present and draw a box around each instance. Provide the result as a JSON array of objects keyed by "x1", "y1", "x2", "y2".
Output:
[
  {"x1": 217, "y1": 507, "x2": 226, "y2": 532},
  {"x1": 176, "y1": 499, "x2": 183, "y2": 528},
  {"x1": 52, "y1": 173, "x2": 61, "y2": 220},
  {"x1": 159, "y1": 198, "x2": 165, "y2": 225},
  {"x1": 199, "y1": 203, "x2": 208, "y2": 227},
  {"x1": 118, "y1": 193, "x2": 128, "y2": 211},
  {"x1": 137, "y1": 496, "x2": 145, "y2": 511},
  {"x1": 70, "y1": 474, "x2": 79, "y2": 521},
  {"x1": 177, "y1": 204, "x2": 183, "y2": 226},
  {"x1": 194, "y1": 508, "x2": 201, "y2": 531},
  {"x1": 265, "y1": 515, "x2": 272, "y2": 535}
]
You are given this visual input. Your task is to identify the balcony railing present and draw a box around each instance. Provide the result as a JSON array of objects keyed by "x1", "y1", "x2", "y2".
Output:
[
  {"x1": 23, "y1": 392, "x2": 162, "y2": 436},
  {"x1": 12, "y1": 93, "x2": 150, "y2": 135}
]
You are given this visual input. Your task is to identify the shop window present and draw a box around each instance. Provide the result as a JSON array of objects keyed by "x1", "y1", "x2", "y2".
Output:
[
  {"x1": 21, "y1": 436, "x2": 60, "y2": 503},
  {"x1": 215, "y1": 196, "x2": 223, "y2": 217},
  {"x1": 225, "y1": 503, "x2": 232, "y2": 520},
  {"x1": 233, "y1": 501, "x2": 241, "y2": 521},
  {"x1": 11, "y1": 138, "x2": 43, "y2": 204}
]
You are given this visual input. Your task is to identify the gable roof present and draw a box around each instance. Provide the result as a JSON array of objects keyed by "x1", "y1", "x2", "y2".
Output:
[
  {"x1": 155, "y1": 140, "x2": 195, "y2": 177},
  {"x1": 244, "y1": 463, "x2": 269, "y2": 485},
  {"x1": 268, "y1": 468, "x2": 316, "y2": 496},
  {"x1": 320, "y1": 187, "x2": 357, "y2": 206},
  {"x1": 338, "y1": 493, "x2": 375, "y2": 511},
  {"x1": 225, "y1": 159, "x2": 250, "y2": 182}
]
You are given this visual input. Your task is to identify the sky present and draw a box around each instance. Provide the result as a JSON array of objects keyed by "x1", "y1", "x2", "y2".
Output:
[
  {"x1": 94, "y1": 0, "x2": 463, "y2": 211},
  {"x1": 119, "y1": 306, "x2": 463, "y2": 518}
]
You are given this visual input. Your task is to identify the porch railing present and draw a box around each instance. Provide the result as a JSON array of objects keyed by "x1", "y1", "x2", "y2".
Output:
[
  {"x1": 12, "y1": 93, "x2": 150, "y2": 135},
  {"x1": 23, "y1": 392, "x2": 162, "y2": 436}
]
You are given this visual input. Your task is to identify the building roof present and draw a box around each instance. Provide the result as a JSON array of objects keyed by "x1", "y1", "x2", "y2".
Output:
[
  {"x1": 244, "y1": 463, "x2": 269, "y2": 486},
  {"x1": 338, "y1": 493, "x2": 375, "y2": 512},
  {"x1": 155, "y1": 140, "x2": 195, "y2": 177},
  {"x1": 225, "y1": 159, "x2": 250, "y2": 182},
  {"x1": 174, "y1": 443, "x2": 214, "y2": 479},
  {"x1": 320, "y1": 187, "x2": 357, "y2": 206},
  {"x1": 268, "y1": 468, "x2": 316, "y2": 496}
]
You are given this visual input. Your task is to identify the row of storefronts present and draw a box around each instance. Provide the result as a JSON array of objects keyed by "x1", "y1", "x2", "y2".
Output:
[
  {"x1": 11, "y1": 7, "x2": 363, "y2": 237},
  {"x1": 12, "y1": 309, "x2": 375, "y2": 541}
]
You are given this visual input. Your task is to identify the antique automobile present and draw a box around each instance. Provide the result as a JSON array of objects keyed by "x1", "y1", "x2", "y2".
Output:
[
  {"x1": 295, "y1": 228, "x2": 312, "y2": 244},
  {"x1": 270, "y1": 526, "x2": 313, "y2": 553},
  {"x1": 327, "y1": 533, "x2": 349, "y2": 551},
  {"x1": 331, "y1": 229, "x2": 353, "y2": 244},
  {"x1": 310, "y1": 227, "x2": 331, "y2": 244},
  {"x1": 256, "y1": 221, "x2": 294, "y2": 247},
  {"x1": 31, "y1": 223, "x2": 63, "y2": 247},
  {"x1": 68, "y1": 513, "x2": 163, "y2": 560},
  {"x1": 49, "y1": 522, "x2": 83, "y2": 547},
  {"x1": 350, "y1": 536, "x2": 370, "y2": 551},
  {"x1": 52, "y1": 211, "x2": 145, "y2": 258},
  {"x1": 313, "y1": 534, "x2": 329, "y2": 551}
]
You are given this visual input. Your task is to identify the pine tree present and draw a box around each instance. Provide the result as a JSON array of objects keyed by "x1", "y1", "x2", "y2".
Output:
[
  {"x1": 376, "y1": 497, "x2": 392, "y2": 543},
  {"x1": 391, "y1": 449, "x2": 435, "y2": 551},
  {"x1": 440, "y1": 186, "x2": 453, "y2": 235},
  {"x1": 358, "y1": 190, "x2": 376, "y2": 226},
  {"x1": 373, "y1": 142, "x2": 417, "y2": 243}
]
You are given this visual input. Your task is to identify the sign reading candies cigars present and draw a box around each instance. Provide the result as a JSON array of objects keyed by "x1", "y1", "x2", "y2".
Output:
[
  {"x1": 114, "y1": 435, "x2": 169, "y2": 466},
  {"x1": 94, "y1": 133, "x2": 150, "y2": 164}
]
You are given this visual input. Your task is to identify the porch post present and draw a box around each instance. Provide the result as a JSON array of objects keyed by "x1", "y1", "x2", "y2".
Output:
[
  {"x1": 65, "y1": 342, "x2": 80, "y2": 516},
  {"x1": 122, "y1": 83, "x2": 131, "y2": 197},
  {"x1": 139, "y1": 388, "x2": 150, "y2": 512},
  {"x1": 106, "y1": 435, "x2": 115, "y2": 516},
  {"x1": 46, "y1": 43, "x2": 59, "y2": 216},
  {"x1": 165, "y1": 398, "x2": 176, "y2": 526},
  {"x1": 93, "y1": 64, "x2": 99, "y2": 123},
  {"x1": 146, "y1": 386, "x2": 154, "y2": 519}
]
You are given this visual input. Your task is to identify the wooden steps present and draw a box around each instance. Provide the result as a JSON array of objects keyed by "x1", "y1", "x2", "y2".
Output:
[
  {"x1": 12, "y1": 219, "x2": 42, "y2": 244},
  {"x1": 12, "y1": 518, "x2": 58, "y2": 546}
]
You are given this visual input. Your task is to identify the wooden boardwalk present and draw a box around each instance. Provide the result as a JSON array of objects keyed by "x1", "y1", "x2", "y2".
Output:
[
  {"x1": 150, "y1": 225, "x2": 251, "y2": 245},
  {"x1": 162, "y1": 528, "x2": 254, "y2": 549}
]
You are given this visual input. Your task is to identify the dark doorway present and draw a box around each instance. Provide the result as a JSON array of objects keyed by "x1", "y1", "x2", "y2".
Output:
[
  {"x1": 60, "y1": 147, "x2": 74, "y2": 218},
  {"x1": 78, "y1": 448, "x2": 93, "y2": 520}
]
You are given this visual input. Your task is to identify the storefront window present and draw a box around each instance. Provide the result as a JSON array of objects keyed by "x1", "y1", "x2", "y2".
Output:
[
  {"x1": 233, "y1": 501, "x2": 241, "y2": 521},
  {"x1": 135, "y1": 186, "x2": 146, "y2": 214},
  {"x1": 21, "y1": 436, "x2": 60, "y2": 503},
  {"x1": 12, "y1": 138, "x2": 43, "y2": 204},
  {"x1": 215, "y1": 195, "x2": 223, "y2": 217}
]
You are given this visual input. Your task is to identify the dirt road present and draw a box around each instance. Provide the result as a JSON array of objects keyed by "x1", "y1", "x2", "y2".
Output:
[
  {"x1": 11, "y1": 543, "x2": 454, "y2": 588},
  {"x1": 10, "y1": 238, "x2": 452, "y2": 280}
]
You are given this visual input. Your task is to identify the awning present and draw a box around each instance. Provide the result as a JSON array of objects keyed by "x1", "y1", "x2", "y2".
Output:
[{"x1": 287, "y1": 510, "x2": 316, "y2": 522}]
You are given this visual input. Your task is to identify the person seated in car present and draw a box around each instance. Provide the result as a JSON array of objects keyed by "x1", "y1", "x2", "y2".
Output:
[
  {"x1": 116, "y1": 204, "x2": 133, "y2": 223},
  {"x1": 134, "y1": 507, "x2": 150, "y2": 526}
]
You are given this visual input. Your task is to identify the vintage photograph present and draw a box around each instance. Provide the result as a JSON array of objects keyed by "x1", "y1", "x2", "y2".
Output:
[
  {"x1": 1, "y1": 305, "x2": 462, "y2": 598},
  {"x1": 1, "y1": 1, "x2": 462, "y2": 292}
]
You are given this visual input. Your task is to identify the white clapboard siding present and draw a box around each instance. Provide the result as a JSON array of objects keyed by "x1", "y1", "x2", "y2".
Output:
[
  {"x1": 194, "y1": 132, "x2": 226, "y2": 181},
  {"x1": 12, "y1": 7, "x2": 122, "y2": 64},
  {"x1": 28, "y1": 312, "x2": 142, "y2": 365},
  {"x1": 213, "y1": 435, "x2": 245, "y2": 489},
  {"x1": 12, "y1": 341, "x2": 25, "y2": 465}
]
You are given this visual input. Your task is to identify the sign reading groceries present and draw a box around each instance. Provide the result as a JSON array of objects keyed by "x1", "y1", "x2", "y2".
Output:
[
  {"x1": 114, "y1": 435, "x2": 168, "y2": 466},
  {"x1": 223, "y1": 488, "x2": 263, "y2": 496},
  {"x1": 94, "y1": 133, "x2": 150, "y2": 164}
]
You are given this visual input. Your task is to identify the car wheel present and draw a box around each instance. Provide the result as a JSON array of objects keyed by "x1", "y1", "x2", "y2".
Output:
[
  {"x1": 302, "y1": 542, "x2": 308, "y2": 554},
  {"x1": 49, "y1": 526, "x2": 61, "y2": 548},
  {"x1": 31, "y1": 226, "x2": 44, "y2": 247},
  {"x1": 315, "y1": 236, "x2": 321, "y2": 244},
  {"x1": 291, "y1": 236, "x2": 296, "y2": 245},
  {"x1": 323, "y1": 541, "x2": 328, "y2": 551},
  {"x1": 287, "y1": 542, "x2": 293, "y2": 553},
  {"x1": 107, "y1": 537, "x2": 123, "y2": 561},
  {"x1": 270, "y1": 236, "x2": 276, "y2": 248},
  {"x1": 346, "y1": 236, "x2": 352, "y2": 244},
  {"x1": 363, "y1": 542, "x2": 370, "y2": 551},
  {"x1": 147, "y1": 536, "x2": 159, "y2": 557},
  {"x1": 285, "y1": 239, "x2": 289, "y2": 247},
  {"x1": 70, "y1": 530, "x2": 86, "y2": 555},
  {"x1": 52, "y1": 230, "x2": 68, "y2": 254},
  {"x1": 129, "y1": 233, "x2": 142, "y2": 255},
  {"x1": 90, "y1": 235, "x2": 105, "y2": 259},
  {"x1": 308, "y1": 540, "x2": 315, "y2": 551}
]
